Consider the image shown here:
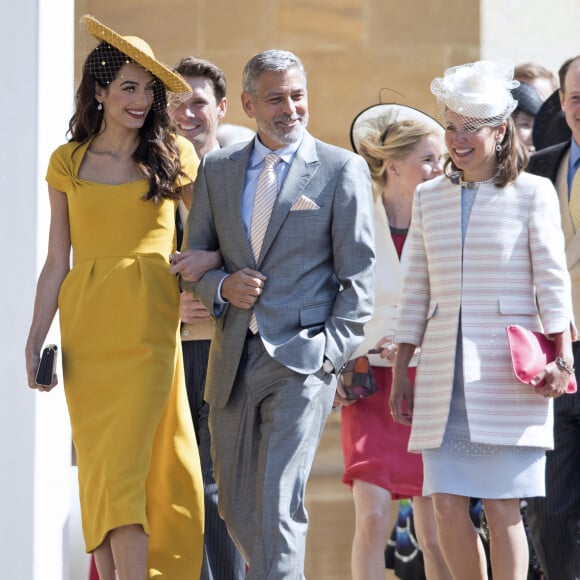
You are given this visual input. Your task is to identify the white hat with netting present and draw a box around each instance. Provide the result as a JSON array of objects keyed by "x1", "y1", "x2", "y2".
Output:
[{"x1": 431, "y1": 60, "x2": 519, "y2": 129}]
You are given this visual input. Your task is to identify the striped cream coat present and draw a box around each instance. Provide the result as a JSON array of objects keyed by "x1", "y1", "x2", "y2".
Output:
[{"x1": 395, "y1": 172, "x2": 572, "y2": 452}]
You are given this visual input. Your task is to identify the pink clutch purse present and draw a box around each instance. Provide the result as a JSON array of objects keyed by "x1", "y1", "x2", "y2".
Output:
[{"x1": 506, "y1": 324, "x2": 576, "y2": 393}]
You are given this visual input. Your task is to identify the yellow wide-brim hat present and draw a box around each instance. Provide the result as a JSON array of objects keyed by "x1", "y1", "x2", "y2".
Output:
[{"x1": 82, "y1": 14, "x2": 190, "y2": 93}]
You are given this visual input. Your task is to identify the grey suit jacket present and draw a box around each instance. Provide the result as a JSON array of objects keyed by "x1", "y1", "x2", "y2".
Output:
[{"x1": 183, "y1": 132, "x2": 375, "y2": 408}]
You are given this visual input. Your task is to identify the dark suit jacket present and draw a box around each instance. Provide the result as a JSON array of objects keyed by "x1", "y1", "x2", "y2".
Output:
[
  {"x1": 527, "y1": 140, "x2": 570, "y2": 182},
  {"x1": 183, "y1": 132, "x2": 375, "y2": 408}
]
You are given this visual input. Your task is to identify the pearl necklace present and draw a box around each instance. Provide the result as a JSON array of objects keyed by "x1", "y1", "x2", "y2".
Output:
[{"x1": 457, "y1": 171, "x2": 499, "y2": 190}]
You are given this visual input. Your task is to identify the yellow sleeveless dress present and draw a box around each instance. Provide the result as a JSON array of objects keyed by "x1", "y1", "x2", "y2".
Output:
[{"x1": 46, "y1": 137, "x2": 204, "y2": 578}]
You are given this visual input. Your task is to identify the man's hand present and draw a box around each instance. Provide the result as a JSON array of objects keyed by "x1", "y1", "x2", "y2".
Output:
[
  {"x1": 221, "y1": 268, "x2": 266, "y2": 309},
  {"x1": 170, "y1": 249, "x2": 223, "y2": 281},
  {"x1": 180, "y1": 292, "x2": 212, "y2": 324},
  {"x1": 333, "y1": 377, "x2": 357, "y2": 408}
]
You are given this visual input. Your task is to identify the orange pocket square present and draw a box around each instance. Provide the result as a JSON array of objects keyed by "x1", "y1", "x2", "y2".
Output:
[{"x1": 290, "y1": 195, "x2": 320, "y2": 211}]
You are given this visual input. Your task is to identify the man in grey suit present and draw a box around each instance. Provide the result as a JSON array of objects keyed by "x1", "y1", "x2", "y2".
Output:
[
  {"x1": 526, "y1": 54, "x2": 580, "y2": 580},
  {"x1": 171, "y1": 49, "x2": 375, "y2": 579}
]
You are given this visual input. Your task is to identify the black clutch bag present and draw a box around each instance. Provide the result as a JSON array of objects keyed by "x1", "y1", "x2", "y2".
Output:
[
  {"x1": 35, "y1": 344, "x2": 58, "y2": 387},
  {"x1": 340, "y1": 355, "x2": 378, "y2": 400}
]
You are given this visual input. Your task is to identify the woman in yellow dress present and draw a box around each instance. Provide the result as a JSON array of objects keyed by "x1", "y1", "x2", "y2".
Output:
[{"x1": 24, "y1": 15, "x2": 213, "y2": 579}]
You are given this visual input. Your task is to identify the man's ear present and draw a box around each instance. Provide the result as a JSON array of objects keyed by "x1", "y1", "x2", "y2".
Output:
[
  {"x1": 217, "y1": 97, "x2": 227, "y2": 119},
  {"x1": 241, "y1": 92, "x2": 255, "y2": 118}
]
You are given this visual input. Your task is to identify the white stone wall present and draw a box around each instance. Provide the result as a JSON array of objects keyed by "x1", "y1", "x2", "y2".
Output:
[
  {"x1": 0, "y1": 0, "x2": 87, "y2": 577},
  {"x1": 481, "y1": 0, "x2": 580, "y2": 81}
]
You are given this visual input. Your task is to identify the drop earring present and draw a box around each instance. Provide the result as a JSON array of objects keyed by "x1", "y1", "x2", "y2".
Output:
[
  {"x1": 97, "y1": 102, "x2": 103, "y2": 111},
  {"x1": 495, "y1": 142, "x2": 501, "y2": 152}
]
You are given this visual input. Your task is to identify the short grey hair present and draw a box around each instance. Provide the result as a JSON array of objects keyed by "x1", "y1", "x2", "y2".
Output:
[{"x1": 242, "y1": 50, "x2": 307, "y2": 95}]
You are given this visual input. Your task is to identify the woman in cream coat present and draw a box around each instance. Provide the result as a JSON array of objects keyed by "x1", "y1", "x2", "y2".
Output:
[
  {"x1": 337, "y1": 105, "x2": 451, "y2": 580},
  {"x1": 391, "y1": 61, "x2": 574, "y2": 579}
]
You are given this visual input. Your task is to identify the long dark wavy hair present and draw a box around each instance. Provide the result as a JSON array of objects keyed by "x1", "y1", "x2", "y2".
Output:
[
  {"x1": 444, "y1": 116, "x2": 528, "y2": 188},
  {"x1": 68, "y1": 42, "x2": 186, "y2": 202}
]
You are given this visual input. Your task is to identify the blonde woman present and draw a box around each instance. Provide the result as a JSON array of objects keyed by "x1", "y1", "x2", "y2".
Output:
[{"x1": 336, "y1": 104, "x2": 451, "y2": 580}]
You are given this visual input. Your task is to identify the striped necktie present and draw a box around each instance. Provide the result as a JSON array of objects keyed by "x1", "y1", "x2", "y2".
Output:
[
  {"x1": 249, "y1": 153, "x2": 280, "y2": 333},
  {"x1": 250, "y1": 153, "x2": 281, "y2": 261}
]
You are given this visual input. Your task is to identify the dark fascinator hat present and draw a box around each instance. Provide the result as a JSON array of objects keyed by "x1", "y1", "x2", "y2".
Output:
[
  {"x1": 532, "y1": 89, "x2": 571, "y2": 151},
  {"x1": 350, "y1": 103, "x2": 443, "y2": 154},
  {"x1": 511, "y1": 82, "x2": 544, "y2": 117}
]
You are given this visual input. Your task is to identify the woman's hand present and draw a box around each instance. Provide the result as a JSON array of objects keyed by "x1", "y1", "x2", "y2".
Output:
[
  {"x1": 532, "y1": 358, "x2": 574, "y2": 399},
  {"x1": 531, "y1": 328, "x2": 575, "y2": 399},
  {"x1": 170, "y1": 249, "x2": 223, "y2": 281},
  {"x1": 370, "y1": 337, "x2": 421, "y2": 365},
  {"x1": 390, "y1": 372, "x2": 413, "y2": 424},
  {"x1": 390, "y1": 342, "x2": 417, "y2": 424},
  {"x1": 371, "y1": 336, "x2": 397, "y2": 363},
  {"x1": 25, "y1": 349, "x2": 58, "y2": 392}
]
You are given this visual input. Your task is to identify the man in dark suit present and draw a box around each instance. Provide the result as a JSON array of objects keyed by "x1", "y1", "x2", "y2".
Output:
[
  {"x1": 526, "y1": 54, "x2": 580, "y2": 580},
  {"x1": 172, "y1": 49, "x2": 375, "y2": 579}
]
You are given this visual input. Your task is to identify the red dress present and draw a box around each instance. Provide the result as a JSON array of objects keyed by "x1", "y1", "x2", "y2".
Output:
[
  {"x1": 89, "y1": 555, "x2": 99, "y2": 579},
  {"x1": 341, "y1": 229, "x2": 422, "y2": 498}
]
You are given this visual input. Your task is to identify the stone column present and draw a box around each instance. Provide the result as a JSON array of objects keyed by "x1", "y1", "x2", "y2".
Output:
[{"x1": 0, "y1": 1, "x2": 77, "y2": 578}]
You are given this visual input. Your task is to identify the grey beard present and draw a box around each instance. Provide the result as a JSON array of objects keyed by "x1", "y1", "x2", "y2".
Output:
[{"x1": 260, "y1": 115, "x2": 309, "y2": 145}]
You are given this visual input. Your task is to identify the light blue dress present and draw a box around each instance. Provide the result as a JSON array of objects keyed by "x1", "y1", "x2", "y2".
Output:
[{"x1": 422, "y1": 186, "x2": 546, "y2": 499}]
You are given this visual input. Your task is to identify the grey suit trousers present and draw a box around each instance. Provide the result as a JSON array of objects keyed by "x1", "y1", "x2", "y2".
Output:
[
  {"x1": 209, "y1": 333, "x2": 335, "y2": 580},
  {"x1": 182, "y1": 339, "x2": 246, "y2": 580},
  {"x1": 527, "y1": 341, "x2": 580, "y2": 580}
]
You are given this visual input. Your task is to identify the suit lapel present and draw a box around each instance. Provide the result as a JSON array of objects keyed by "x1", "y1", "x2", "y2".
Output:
[
  {"x1": 224, "y1": 143, "x2": 255, "y2": 265},
  {"x1": 257, "y1": 133, "x2": 320, "y2": 266},
  {"x1": 556, "y1": 149, "x2": 574, "y2": 241}
]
